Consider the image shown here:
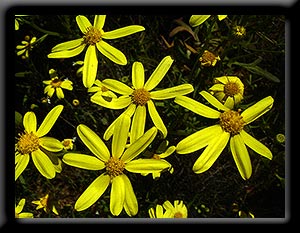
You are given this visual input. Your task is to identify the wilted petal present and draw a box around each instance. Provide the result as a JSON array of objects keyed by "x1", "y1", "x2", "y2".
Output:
[
  {"x1": 75, "y1": 173, "x2": 110, "y2": 211},
  {"x1": 150, "y1": 84, "x2": 194, "y2": 100},
  {"x1": 63, "y1": 153, "x2": 106, "y2": 170},
  {"x1": 103, "y1": 25, "x2": 145, "y2": 39},
  {"x1": 96, "y1": 40, "x2": 127, "y2": 65},
  {"x1": 23, "y1": 111, "x2": 37, "y2": 133},
  {"x1": 110, "y1": 175, "x2": 126, "y2": 216},
  {"x1": 31, "y1": 149, "x2": 56, "y2": 179}
]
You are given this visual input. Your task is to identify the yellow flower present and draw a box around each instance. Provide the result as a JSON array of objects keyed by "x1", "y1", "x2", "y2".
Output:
[
  {"x1": 234, "y1": 25, "x2": 246, "y2": 37},
  {"x1": 32, "y1": 194, "x2": 59, "y2": 215},
  {"x1": 62, "y1": 114, "x2": 171, "y2": 217},
  {"x1": 16, "y1": 35, "x2": 36, "y2": 59},
  {"x1": 61, "y1": 138, "x2": 74, "y2": 150},
  {"x1": 189, "y1": 15, "x2": 227, "y2": 27},
  {"x1": 175, "y1": 91, "x2": 274, "y2": 180},
  {"x1": 43, "y1": 69, "x2": 73, "y2": 99},
  {"x1": 15, "y1": 198, "x2": 34, "y2": 218},
  {"x1": 90, "y1": 55, "x2": 194, "y2": 141},
  {"x1": 149, "y1": 200, "x2": 188, "y2": 218},
  {"x1": 88, "y1": 79, "x2": 118, "y2": 100},
  {"x1": 47, "y1": 15, "x2": 145, "y2": 88},
  {"x1": 199, "y1": 50, "x2": 220, "y2": 67},
  {"x1": 208, "y1": 76, "x2": 244, "y2": 109},
  {"x1": 15, "y1": 105, "x2": 64, "y2": 180}
]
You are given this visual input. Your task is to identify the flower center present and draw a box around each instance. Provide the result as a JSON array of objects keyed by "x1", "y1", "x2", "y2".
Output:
[
  {"x1": 50, "y1": 78, "x2": 62, "y2": 88},
  {"x1": 101, "y1": 86, "x2": 109, "y2": 92},
  {"x1": 174, "y1": 212, "x2": 184, "y2": 218},
  {"x1": 83, "y1": 26, "x2": 103, "y2": 45},
  {"x1": 219, "y1": 110, "x2": 245, "y2": 135},
  {"x1": 105, "y1": 157, "x2": 125, "y2": 178},
  {"x1": 17, "y1": 131, "x2": 40, "y2": 155},
  {"x1": 199, "y1": 50, "x2": 220, "y2": 66},
  {"x1": 132, "y1": 88, "x2": 151, "y2": 106},
  {"x1": 224, "y1": 82, "x2": 240, "y2": 97}
]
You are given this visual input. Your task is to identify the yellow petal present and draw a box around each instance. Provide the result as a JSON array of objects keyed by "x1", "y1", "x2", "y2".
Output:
[
  {"x1": 76, "y1": 15, "x2": 92, "y2": 34},
  {"x1": 174, "y1": 95, "x2": 220, "y2": 119},
  {"x1": 102, "y1": 79, "x2": 133, "y2": 95},
  {"x1": 56, "y1": 87, "x2": 64, "y2": 99},
  {"x1": 36, "y1": 105, "x2": 64, "y2": 137},
  {"x1": 50, "y1": 38, "x2": 84, "y2": 53},
  {"x1": 76, "y1": 124, "x2": 110, "y2": 161},
  {"x1": 123, "y1": 174, "x2": 138, "y2": 217},
  {"x1": 132, "y1": 62, "x2": 145, "y2": 89},
  {"x1": 193, "y1": 131, "x2": 230, "y2": 174},
  {"x1": 15, "y1": 198, "x2": 26, "y2": 213},
  {"x1": 150, "y1": 84, "x2": 194, "y2": 100},
  {"x1": 83, "y1": 45, "x2": 98, "y2": 88},
  {"x1": 63, "y1": 153, "x2": 106, "y2": 170},
  {"x1": 31, "y1": 149, "x2": 56, "y2": 179},
  {"x1": 218, "y1": 15, "x2": 227, "y2": 21},
  {"x1": 189, "y1": 15, "x2": 211, "y2": 27},
  {"x1": 147, "y1": 100, "x2": 167, "y2": 138},
  {"x1": 91, "y1": 94, "x2": 132, "y2": 109},
  {"x1": 144, "y1": 55, "x2": 174, "y2": 91},
  {"x1": 96, "y1": 40, "x2": 127, "y2": 65},
  {"x1": 23, "y1": 111, "x2": 37, "y2": 133},
  {"x1": 200, "y1": 90, "x2": 230, "y2": 111},
  {"x1": 240, "y1": 130, "x2": 273, "y2": 160},
  {"x1": 230, "y1": 134, "x2": 252, "y2": 180},
  {"x1": 47, "y1": 43, "x2": 86, "y2": 58},
  {"x1": 125, "y1": 158, "x2": 170, "y2": 173},
  {"x1": 130, "y1": 105, "x2": 146, "y2": 144},
  {"x1": 75, "y1": 173, "x2": 110, "y2": 211},
  {"x1": 102, "y1": 25, "x2": 145, "y2": 39},
  {"x1": 93, "y1": 15, "x2": 106, "y2": 29},
  {"x1": 110, "y1": 175, "x2": 126, "y2": 216},
  {"x1": 15, "y1": 154, "x2": 30, "y2": 181},
  {"x1": 39, "y1": 137, "x2": 64, "y2": 152}
]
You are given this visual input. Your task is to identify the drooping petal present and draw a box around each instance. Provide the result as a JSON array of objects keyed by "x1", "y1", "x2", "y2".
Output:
[
  {"x1": 91, "y1": 94, "x2": 132, "y2": 109},
  {"x1": 241, "y1": 96, "x2": 274, "y2": 125},
  {"x1": 125, "y1": 158, "x2": 170, "y2": 173},
  {"x1": 76, "y1": 15, "x2": 92, "y2": 34},
  {"x1": 130, "y1": 105, "x2": 146, "y2": 144},
  {"x1": 224, "y1": 97, "x2": 234, "y2": 109},
  {"x1": 176, "y1": 125, "x2": 223, "y2": 154},
  {"x1": 122, "y1": 127, "x2": 157, "y2": 163},
  {"x1": 240, "y1": 130, "x2": 273, "y2": 160},
  {"x1": 110, "y1": 175, "x2": 126, "y2": 216},
  {"x1": 123, "y1": 174, "x2": 138, "y2": 217},
  {"x1": 76, "y1": 124, "x2": 110, "y2": 162},
  {"x1": 47, "y1": 43, "x2": 86, "y2": 58},
  {"x1": 50, "y1": 38, "x2": 84, "y2": 53},
  {"x1": 102, "y1": 25, "x2": 145, "y2": 39},
  {"x1": 147, "y1": 100, "x2": 167, "y2": 138},
  {"x1": 82, "y1": 45, "x2": 98, "y2": 88},
  {"x1": 31, "y1": 149, "x2": 56, "y2": 179},
  {"x1": 75, "y1": 173, "x2": 110, "y2": 211},
  {"x1": 193, "y1": 131, "x2": 230, "y2": 174},
  {"x1": 112, "y1": 114, "x2": 131, "y2": 159},
  {"x1": 15, "y1": 154, "x2": 30, "y2": 181},
  {"x1": 200, "y1": 90, "x2": 230, "y2": 111},
  {"x1": 39, "y1": 137, "x2": 64, "y2": 152},
  {"x1": 36, "y1": 105, "x2": 64, "y2": 137},
  {"x1": 101, "y1": 79, "x2": 133, "y2": 95},
  {"x1": 23, "y1": 111, "x2": 37, "y2": 133},
  {"x1": 63, "y1": 153, "x2": 106, "y2": 170},
  {"x1": 230, "y1": 134, "x2": 252, "y2": 180},
  {"x1": 144, "y1": 56, "x2": 174, "y2": 91},
  {"x1": 96, "y1": 40, "x2": 127, "y2": 65},
  {"x1": 93, "y1": 15, "x2": 106, "y2": 29},
  {"x1": 150, "y1": 84, "x2": 194, "y2": 100},
  {"x1": 174, "y1": 95, "x2": 220, "y2": 119},
  {"x1": 189, "y1": 15, "x2": 211, "y2": 27},
  {"x1": 132, "y1": 62, "x2": 145, "y2": 89}
]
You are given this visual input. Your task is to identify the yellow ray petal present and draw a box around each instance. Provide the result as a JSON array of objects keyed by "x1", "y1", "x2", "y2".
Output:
[
  {"x1": 200, "y1": 90, "x2": 230, "y2": 111},
  {"x1": 102, "y1": 25, "x2": 145, "y2": 39},
  {"x1": 50, "y1": 38, "x2": 84, "y2": 53},
  {"x1": 125, "y1": 158, "x2": 170, "y2": 173},
  {"x1": 96, "y1": 40, "x2": 127, "y2": 65},
  {"x1": 63, "y1": 153, "x2": 106, "y2": 170},
  {"x1": 147, "y1": 100, "x2": 167, "y2": 138},
  {"x1": 102, "y1": 79, "x2": 133, "y2": 95},
  {"x1": 123, "y1": 174, "x2": 138, "y2": 217},
  {"x1": 150, "y1": 84, "x2": 194, "y2": 100},
  {"x1": 47, "y1": 43, "x2": 86, "y2": 58},
  {"x1": 23, "y1": 111, "x2": 37, "y2": 133},
  {"x1": 91, "y1": 94, "x2": 132, "y2": 109},
  {"x1": 39, "y1": 137, "x2": 64, "y2": 152},
  {"x1": 130, "y1": 105, "x2": 146, "y2": 144},
  {"x1": 31, "y1": 149, "x2": 56, "y2": 179},
  {"x1": 132, "y1": 61, "x2": 145, "y2": 89},
  {"x1": 15, "y1": 154, "x2": 30, "y2": 181},
  {"x1": 56, "y1": 87, "x2": 64, "y2": 99},
  {"x1": 76, "y1": 15, "x2": 92, "y2": 34},
  {"x1": 93, "y1": 15, "x2": 106, "y2": 29},
  {"x1": 83, "y1": 45, "x2": 98, "y2": 88},
  {"x1": 110, "y1": 175, "x2": 126, "y2": 216}
]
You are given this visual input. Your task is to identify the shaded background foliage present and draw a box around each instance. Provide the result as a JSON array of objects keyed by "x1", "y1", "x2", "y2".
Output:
[{"x1": 14, "y1": 14, "x2": 285, "y2": 219}]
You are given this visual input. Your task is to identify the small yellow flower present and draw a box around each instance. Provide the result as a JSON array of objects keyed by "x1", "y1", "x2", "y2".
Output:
[
  {"x1": 199, "y1": 50, "x2": 220, "y2": 67},
  {"x1": 43, "y1": 69, "x2": 73, "y2": 99},
  {"x1": 88, "y1": 79, "x2": 118, "y2": 100},
  {"x1": 175, "y1": 91, "x2": 274, "y2": 180},
  {"x1": 15, "y1": 198, "x2": 34, "y2": 218},
  {"x1": 209, "y1": 76, "x2": 244, "y2": 109},
  {"x1": 16, "y1": 35, "x2": 36, "y2": 59},
  {"x1": 234, "y1": 25, "x2": 246, "y2": 37},
  {"x1": 48, "y1": 15, "x2": 145, "y2": 88},
  {"x1": 15, "y1": 105, "x2": 64, "y2": 180},
  {"x1": 61, "y1": 138, "x2": 74, "y2": 150},
  {"x1": 189, "y1": 15, "x2": 227, "y2": 27},
  {"x1": 32, "y1": 194, "x2": 59, "y2": 215},
  {"x1": 149, "y1": 200, "x2": 188, "y2": 218},
  {"x1": 63, "y1": 114, "x2": 171, "y2": 217}
]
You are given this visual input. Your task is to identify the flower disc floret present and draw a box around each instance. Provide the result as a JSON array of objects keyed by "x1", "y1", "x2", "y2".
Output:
[
  {"x1": 83, "y1": 26, "x2": 103, "y2": 45},
  {"x1": 219, "y1": 110, "x2": 245, "y2": 135},
  {"x1": 132, "y1": 88, "x2": 151, "y2": 106},
  {"x1": 105, "y1": 157, "x2": 125, "y2": 178},
  {"x1": 17, "y1": 132, "x2": 40, "y2": 155},
  {"x1": 224, "y1": 82, "x2": 240, "y2": 97}
]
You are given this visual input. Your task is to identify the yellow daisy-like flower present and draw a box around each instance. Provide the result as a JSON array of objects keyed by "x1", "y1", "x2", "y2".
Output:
[
  {"x1": 32, "y1": 194, "x2": 59, "y2": 215},
  {"x1": 61, "y1": 138, "x2": 74, "y2": 151},
  {"x1": 16, "y1": 35, "x2": 36, "y2": 59},
  {"x1": 91, "y1": 55, "x2": 194, "y2": 141},
  {"x1": 234, "y1": 25, "x2": 246, "y2": 38},
  {"x1": 15, "y1": 198, "x2": 34, "y2": 218},
  {"x1": 47, "y1": 15, "x2": 145, "y2": 88},
  {"x1": 175, "y1": 91, "x2": 274, "y2": 180},
  {"x1": 199, "y1": 50, "x2": 221, "y2": 67},
  {"x1": 208, "y1": 76, "x2": 244, "y2": 109},
  {"x1": 149, "y1": 200, "x2": 188, "y2": 218},
  {"x1": 43, "y1": 69, "x2": 73, "y2": 99},
  {"x1": 88, "y1": 79, "x2": 118, "y2": 100},
  {"x1": 62, "y1": 114, "x2": 171, "y2": 217},
  {"x1": 189, "y1": 15, "x2": 227, "y2": 27},
  {"x1": 15, "y1": 105, "x2": 64, "y2": 180}
]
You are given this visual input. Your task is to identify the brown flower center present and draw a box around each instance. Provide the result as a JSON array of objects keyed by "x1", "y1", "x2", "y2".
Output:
[
  {"x1": 50, "y1": 78, "x2": 62, "y2": 88},
  {"x1": 105, "y1": 157, "x2": 125, "y2": 178},
  {"x1": 174, "y1": 212, "x2": 184, "y2": 218},
  {"x1": 199, "y1": 50, "x2": 220, "y2": 66},
  {"x1": 224, "y1": 82, "x2": 240, "y2": 97},
  {"x1": 132, "y1": 88, "x2": 151, "y2": 106},
  {"x1": 83, "y1": 26, "x2": 103, "y2": 45},
  {"x1": 17, "y1": 131, "x2": 40, "y2": 155},
  {"x1": 219, "y1": 110, "x2": 245, "y2": 135}
]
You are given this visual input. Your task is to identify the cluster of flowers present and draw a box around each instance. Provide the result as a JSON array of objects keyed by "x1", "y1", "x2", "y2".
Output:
[{"x1": 15, "y1": 15, "x2": 272, "y2": 218}]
